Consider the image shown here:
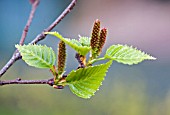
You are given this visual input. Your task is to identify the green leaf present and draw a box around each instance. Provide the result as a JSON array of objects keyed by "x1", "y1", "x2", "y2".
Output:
[
  {"x1": 45, "y1": 32, "x2": 91, "y2": 56},
  {"x1": 79, "y1": 36, "x2": 91, "y2": 47},
  {"x1": 66, "y1": 61, "x2": 112, "y2": 99},
  {"x1": 105, "y1": 44, "x2": 156, "y2": 65},
  {"x1": 15, "y1": 44, "x2": 56, "y2": 68}
]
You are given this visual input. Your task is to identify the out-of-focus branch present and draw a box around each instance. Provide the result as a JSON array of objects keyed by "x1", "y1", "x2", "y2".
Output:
[
  {"x1": 30, "y1": 0, "x2": 77, "y2": 44},
  {"x1": 19, "y1": 0, "x2": 39, "y2": 45},
  {"x1": 0, "y1": 0, "x2": 39, "y2": 77},
  {"x1": 0, "y1": 0, "x2": 77, "y2": 78}
]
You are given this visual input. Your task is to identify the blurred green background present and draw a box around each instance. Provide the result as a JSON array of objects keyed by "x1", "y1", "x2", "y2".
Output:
[{"x1": 0, "y1": 0, "x2": 170, "y2": 115}]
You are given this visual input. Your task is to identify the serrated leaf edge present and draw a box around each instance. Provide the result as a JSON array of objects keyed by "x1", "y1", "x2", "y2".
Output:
[
  {"x1": 105, "y1": 44, "x2": 156, "y2": 65},
  {"x1": 45, "y1": 32, "x2": 91, "y2": 56},
  {"x1": 15, "y1": 44, "x2": 56, "y2": 68},
  {"x1": 66, "y1": 61, "x2": 112, "y2": 98}
]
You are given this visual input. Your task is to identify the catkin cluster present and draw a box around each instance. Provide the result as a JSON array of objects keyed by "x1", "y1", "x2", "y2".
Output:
[{"x1": 90, "y1": 19, "x2": 107, "y2": 59}]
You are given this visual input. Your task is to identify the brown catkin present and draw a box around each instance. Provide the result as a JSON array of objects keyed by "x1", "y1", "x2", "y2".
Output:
[
  {"x1": 57, "y1": 40, "x2": 66, "y2": 75},
  {"x1": 90, "y1": 19, "x2": 100, "y2": 50},
  {"x1": 97, "y1": 28, "x2": 107, "y2": 54}
]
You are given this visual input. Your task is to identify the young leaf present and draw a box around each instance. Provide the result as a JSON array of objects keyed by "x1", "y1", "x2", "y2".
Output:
[
  {"x1": 66, "y1": 61, "x2": 112, "y2": 99},
  {"x1": 79, "y1": 36, "x2": 91, "y2": 47},
  {"x1": 15, "y1": 44, "x2": 56, "y2": 68},
  {"x1": 105, "y1": 44, "x2": 156, "y2": 65},
  {"x1": 45, "y1": 32, "x2": 91, "y2": 56}
]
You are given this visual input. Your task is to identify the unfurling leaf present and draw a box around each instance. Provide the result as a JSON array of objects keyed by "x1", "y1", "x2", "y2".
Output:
[
  {"x1": 66, "y1": 61, "x2": 112, "y2": 99},
  {"x1": 45, "y1": 32, "x2": 91, "y2": 56},
  {"x1": 79, "y1": 36, "x2": 91, "y2": 47},
  {"x1": 15, "y1": 44, "x2": 56, "y2": 68},
  {"x1": 57, "y1": 41, "x2": 66, "y2": 75},
  {"x1": 105, "y1": 44, "x2": 156, "y2": 65}
]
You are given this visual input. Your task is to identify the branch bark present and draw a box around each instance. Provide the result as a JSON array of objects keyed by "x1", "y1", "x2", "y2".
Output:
[
  {"x1": 0, "y1": 0, "x2": 77, "y2": 78},
  {"x1": 19, "y1": 0, "x2": 39, "y2": 45},
  {"x1": 0, "y1": 78, "x2": 54, "y2": 86}
]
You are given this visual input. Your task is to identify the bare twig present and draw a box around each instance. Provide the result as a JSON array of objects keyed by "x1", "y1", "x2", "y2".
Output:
[
  {"x1": 0, "y1": 0, "x2": 39, "y2": 77},
  {"x1": 0, "y1": 0, "x2": 77, "y2": 78},
  {"x1": 0, "y1": 53, "x2": 21, "y2": 77},
  {"x1": 0, "y1": 78, "x2": 54, "y2": 86},
  {"x1": 19, "y1": 0, "x2": 39, "y2": 45},
  {"x1": 30, "y1": 0, "x2": 77, "y2": 44}
]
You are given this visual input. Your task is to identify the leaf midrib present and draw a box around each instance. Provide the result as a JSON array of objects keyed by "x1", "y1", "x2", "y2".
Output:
[{"x1": 23, "y1": 48, "x2": 52, "y2": 68}]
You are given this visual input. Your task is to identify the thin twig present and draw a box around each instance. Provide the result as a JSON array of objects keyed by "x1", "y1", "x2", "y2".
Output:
[
  {"x1": 19, "y1": 0, "x2": 39, "y2": 45},
  {"x1": 0, "y1": 0, "x2": 40, "y2": 77},
  {"x1": 30, "y1": 0, "x2": 77, "y2": 44},
  {"x1": 0, "y1": 78, "x2": 54, "y2": 86},
  {"x1": 0, "y1": 0, "x2": 77, "y2": 78},
  {"x1": 0, "y1": 53, "x2": 21, "y2": 77}
]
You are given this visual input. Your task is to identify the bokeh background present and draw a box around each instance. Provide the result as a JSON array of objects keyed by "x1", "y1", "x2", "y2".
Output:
[{"x1": 0, "y1": 0, "x2": 170, "y2": 115}]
